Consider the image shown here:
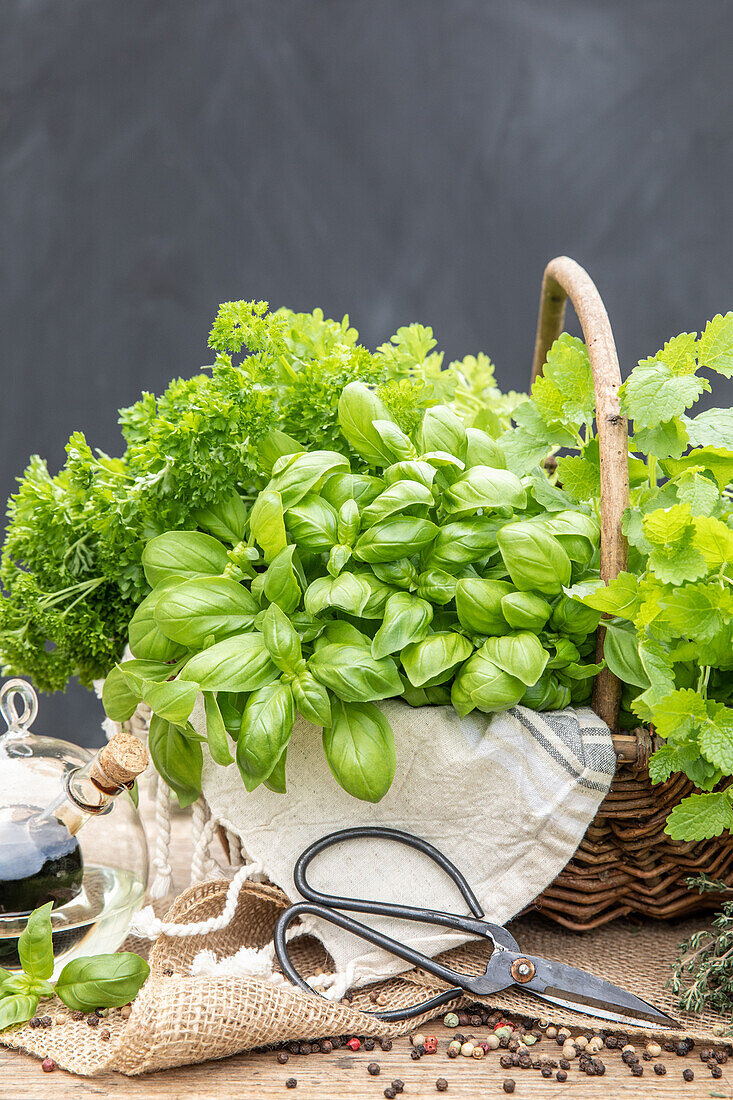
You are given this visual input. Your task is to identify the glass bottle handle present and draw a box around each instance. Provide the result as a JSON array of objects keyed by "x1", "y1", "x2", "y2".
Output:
[{"x1": 0, "y1": 678, "x2": 39, "y2": 732}]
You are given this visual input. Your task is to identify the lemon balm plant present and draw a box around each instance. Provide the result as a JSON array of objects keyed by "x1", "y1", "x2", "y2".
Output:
[{"x1": 103, "y1": 380, "x2": 605, "y2": 805}]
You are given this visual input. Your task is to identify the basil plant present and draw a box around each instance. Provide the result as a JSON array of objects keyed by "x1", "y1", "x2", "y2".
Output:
[{"x1": 103, "y1": 383, "x2": 602, "y2": 804}]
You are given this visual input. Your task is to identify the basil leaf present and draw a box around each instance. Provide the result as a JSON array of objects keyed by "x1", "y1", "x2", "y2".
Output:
[
  {"x1": 418, "y1": 405, "x2": 467, "y2": 459},
  {"x1": 0, "y1": 994, "x2": 39, "y2": 1031},
  {"x1": 455, "y1": 578, "x2": 514, "y2": 635},
  {"x1": 354, "y1": 517, "x2": 439, "y2": 564},
  {"x1": 262, "y1": 545, "x2": 301, "y2": 613},
  {"x1": 358, "y1": 575, "x2": 397, "y2": 618},
  {"x1": 102, "y1": 664, "x2": 140, "y2": 722},
  {"x1": 55, "y1": 953, "x2": 150, "y2": 1011},
  {"x1": 269, "y1": 450, "x2": 349, "y2": 508},
  {"x1": 142, "y1": 678, "x2": 199, "y2": 724},
  {"x1": 257, "y1": 429, "x2": 305, "y2": 475},
  {"x1": 263, "y1": 747, "x2": 288, "y2": 794},
  {"x1": 337, "y1": 382, "x2": 396, "y2": 466},
  {"x1": 451, "y1": 652, "x2": 525, "y2": 716},
  {"x1": 416, "y1": 568, "x2": 459, "y2": 606},
  {"x1": 426, "y1": 517, "x2": 500, "y2": 570},
  {"x1": 549, "y1": 594, "x2": 601, "y2": 636},
  {"x1": 141, "y1": 531, "x2": 230, "y2": 588},
  {"x1": 154, "y1": 576, "x2": 258, "y2": 646},
  {"x1": 383, "y1": 460, "x2": 437, "y2": 489},
  {"x1": 372, "y1": 419, "x2": 418, "y2": 462},
  {"x1": 337, "y1": 499, "x2": 360, "y2": 546},
  {"x1": 604, "y1": 621, "x2": 650, "y2": 689},
  {"x1": 305, "y1": 573, "x2": 373, "y2": 617},
  {"x1": 193, "y1": 491, "x2": 247, "y2": 545},
  {"x1": 148, "y1": 714, "x2": 203, "y2": 808},
  {"x1": 320, "y1": 472, "x2": 383, "y2": 510},
  {"x1": 249, "y1": 489, "x2": 288, "y2": 563},
  {"x1": 327, "y1": 544, "x2": 352, "y2": 577},
  {"x1": 443, "y1": 466, "x2": 526, "y2": 516},
  {"x1": 309, "y1": 644, "x2": 402, "y2": 702},
  {"x1": 18, "y1": 901, "x2": 54, "y2": 981},
  {"x1": 480, "y1": 633, "x2": 549, "y2": 687},
  {"x1": 292, "y1": 672, "x2": 332, "y2": 727},
  {"x1": 261, "y1": 603, "x2": 302, "y2": 673},
  {"x1": 360, "y1": 481, "x2": 434, "y2": 528},
  {"x1": 400, "y1": 632, "x2": 474, "y2": 688},
  {"x1": 203, "y1": 693, "x2": 234, "y2": 765},
  {"x1": 128, "y1": 586, "x2": 187, "y2": 662},
  {"x1": 285, "y1": 493, "x2": 338, "y2": 551},
  {"x1": 181, "y1": 634, "x2": 278, "y2": 693},
  {"x1": 497, "y1": 522, "x2": 572, "y2": 595},
  {"x1": 236, "y1": 682, "x2": 295, "y2": 792},
  {"x1": 465, "y1": 427, "x2": 507, "y2": 469},
  {"x1": 501, "y1": 592, "x2": 552, "y2": 632},
  {"x1": 372, "y1": 559, "x2": 419, "y2": 590},
  {"x1": 371, "y1": 593, "x2": 433, "y2": 659},
  {"x1": 314, "y1": 621, "x2": 372, "y2": 650},
  {"x1": 323, "y1": 699, "x2": 396, "y2": 802}
]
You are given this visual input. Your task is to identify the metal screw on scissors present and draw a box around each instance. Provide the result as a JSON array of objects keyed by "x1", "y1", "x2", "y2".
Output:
[{"x1": 273, "y1": 826, "x2": 677, "y2": 1027}]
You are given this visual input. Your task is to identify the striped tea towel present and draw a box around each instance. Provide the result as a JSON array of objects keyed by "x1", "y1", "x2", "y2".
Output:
[{"x1": 200, "y1": 700, "x2": 615, "y2": 989}]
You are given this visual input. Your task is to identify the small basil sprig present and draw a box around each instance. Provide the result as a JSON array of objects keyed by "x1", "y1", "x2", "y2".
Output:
[{"x1": 0, "y1": 903, "x2": 149, "y2": 1031}]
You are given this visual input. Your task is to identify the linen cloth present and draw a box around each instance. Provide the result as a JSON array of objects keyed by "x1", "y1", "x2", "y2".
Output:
[{"x1": 197, "y1": 700, "x2": 615, "y2": 989}]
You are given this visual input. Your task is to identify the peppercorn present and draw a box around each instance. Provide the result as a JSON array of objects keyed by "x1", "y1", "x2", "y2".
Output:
[
  {"x1": 518, "y1": 1054, "x2": 531, "y2": 1069},
  {"x1": 499, "y1": 1054, "x2": 513, "y2": 1069},
  {"x1": 546, "y1": 1026, "x2": 557, "y2": 1039},
  {"x1": 604, "y1": 1035, "x2": 617, "y2": 1048},
  {"x1": 364, "y1": 1038, "x2": 375, "y2": 1051},
  {"x1": 499, "y1": 1035, "x2": 510, "y2": 1049},
  {"x1": 410, "y1": 1049, "x2": 420, "y2": 1061},
  {"x1": 664, "y1": 1040, "x2": 676, "y2": 1052},
  {"x1": 683, "y1": 1067, "x2": 694, "y2": 1081},
  {"x1": 701, "y1": 1048, "x2": 715, "y2": 1061},
  {"x1": 424, "y1": 1035, "x2": 438, "y2": 1054},
  {"x1": 485, "y1": 1034, "x2": 500, "y2": 1050},
  {"x1": 541, "y1": 1066, "x2": 552, "y2": 1078},
  {"x1": 503, "y1": 1082, "x2": 515, "y2": 1095},
  {"x1": 41, "y1": 1058, "x2": 55, "y2": 1073},
  {"x1": 436, "y1": 1080, "x2": 448, "y2": 1093},
  {"x1": 412, "y1": 1032, "x2": 426, "y2": 1047},
  {"x1": 322, "y1": 1040, "x2": 334, "y2": 1054},
  {"x1": 559, "y1": 1058, "x2": 569, "y2": 1070},
  {"x1": 380, "y1": 1038, "x2": 392, "y2": 1052},
  {"x1": 631, "y1": 1064, "x2": 643, "y2": 1077},
  {"x1": 471, "y1": 1046, "x2": 484, "y2": 1060},
  {"x1": 460, "y1": 1042, "x2": 474, "y2": 1058},
  {"x1": 29, "y1": 1017, "x2": 39, "y2": 1028},
  {"x1": 654, "y1": 1063, "x2": 666, "y2": 1075},
  {"x1": 346, "y1": 1037, "x2": 361, "y2": 1052},
  {"x1": 384, "y1": 1091, "x2": 396, "y2": 1100},
  {"x1": 716, "y1": 1049, "x2": 728, "y2": 1063},
  {"x1": 712, "y1": 1064, "x2": 724, "y2": 1079},
  {"x1": 277, "y1": 1051, "x2": 289, "y2": 1064},
  {"x1": 508, "y1": 1038, "x2": 519, "y2": 1052},
  {"x1": 87, "y1": 1014, "x2": 99, "y2": 1028},
  {"x1": 443, "y1": 1013, "x2": 459, "y2": 1029},
  {"x1": 300, "y1": 1043, "x2": 311, "y2": 1055},
  {"x1": 676, "y1": 1041, "x2": 689, "y2": 1056},
  {"x1": 556, "y1": 1069, "x2": 567, "y2": 1082},
  {"x1": 523, "y1": 1033, "x2": 537, "y2": 1046},
  {"x1": 391, "y1": 1081, "x2": 404, "y2": 1094},
  {"x1": 367, "y1": 1062, "x2": 380, "y2": 1076},
  {"x1": 457, "y1": 1013, "x2": 469, "y2": 1026},
  {"x1": 285, "y1": 1079, "x2": 297, "y2": 1089}
]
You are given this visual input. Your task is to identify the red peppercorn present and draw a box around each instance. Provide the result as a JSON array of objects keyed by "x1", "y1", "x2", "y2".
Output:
[
  {"x1": 424, "y1": 1036, "x2": 438, "y2": 1054},
  {"x1": 346, "y1": 1037, "x2": 361, "y2": 1052},
  {"x1": 41, "y1": 1058, "x2": 55, "y2": 1073}
]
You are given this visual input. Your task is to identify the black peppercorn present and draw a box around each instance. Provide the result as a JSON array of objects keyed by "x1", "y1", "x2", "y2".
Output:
[
  {"x1": 701, "y1": 1048, "x2": 714, "y2": 1062},
  {"x1": 518, "y1": 1054, "x2": 531, "y2": 1068},
  {"x1": 559, "y1": 1058, "x2": 570, "y2": 1070},
  {"x1": 321, "y1": 1040, "x2": 333, "y2": 1054},
  {"x1": 364, "y1": 1038, "x2": 375, "y2": 1051},
  {"x1": 410, "y1": 1049, "x2": 420, "y2": 1061},
  {"x1": 556, "y1": 1070, "x2": 567, "y2": 1082},
  {"x1": 285, "y1": 1079, "x2": 297, "y2": 1089},
  {"x1": 594, "y1": 1061, "x2": 606, "y2": 1076},
  {"x1": 499, "y1": 1055, "x2": 513, "y2": 1069},
  {"x1": 447, "y1": 1047, "x2": 459, "y2": 1059},
  {"x1": 499, "y1": 1035, "x2": 510, "y2": 1048},
  {"x1": 277, "y1": 1051, "x2": 289, "y2": 1064},
  {"x1": 503, "y1": 1082, "x2": 515, "y2": 1095},
  {"x1": 716, "y1": 1049, "x2": 728, "y2": 1064},
  {"x1": 416, "y1": 1044, "x2": 426, "y2": 1056},
  {"x1": 631, "y1": 1064, "x2": 643, "y2": 1077},
  {"x1": 676, "y1": 1041, "x2": 689, "y2": 1056},
  {"x1": 457, "y1": 1013, "x2": 469, "y2": 1026},
  {"x1": 288, "y1": 1041, "x2": 300, "y2": 1054},
  {"x1": 470, "y1": 1015, "x2": 482, "y2": 1027},
  {"x1": 617, "y1": 1034, "x2": 629, "y2": 1047},
  {"x1": 383, "y1": 1091, "x2": 396, "y2": 1100},
  {"x1": 87, "y1": 1015, "x2": 99, "y2": 1028},
  {"x1": 29, "y1": 1018, "x2": 39, "y2": 1029},
  {"x1": 311, "y1": 1041, "x2": 322, "y2": 1054},
  {"x1": 436, "y1": 1081, "x2": 448, "y2": 1093},
  {"x1": 368, "y1": 1063, "x2": 380, "y2": 1076},
  {"x1": 642, "y1": 1050, "x2": 653, "y2": 1061},
  {"x1": 664, "y1": 1040, "x2": 676, "y2": 1053},
  {"x1": 299, "y1": 1043, "x2": 310, "y2": 1055},
  {"x1": 391, "y1": 1081, "x2": 404, "y2": 1094},
  {"x1": 683, "y1": 1068, "x2": 694, "y2": 1082},
  {"x1": 712, "y1": 1064, "x2": 724, "y2": 1079},
  {"x1": 604, "y1": 1035, "x2": 617, "y2": 1048},
  {"x1": 541, "y1": 1066, "x2": 552, "y2": 1078},
  {"x1": 654, "y1": 1063, "x2": 666, "y2": 1075},
  {"x1": 380, "y1": 1039, "x2": 392, "y2": 1052}
]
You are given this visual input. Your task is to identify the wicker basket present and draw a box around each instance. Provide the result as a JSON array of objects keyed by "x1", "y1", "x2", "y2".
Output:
[{"x1": 531, "y1": 256, "x2": 733, "y2": 929}]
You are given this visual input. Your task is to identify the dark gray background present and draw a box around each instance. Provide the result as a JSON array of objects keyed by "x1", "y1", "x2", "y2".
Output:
[{"x1": 2, "y1": 0, "x2": 732, "y2": 746}]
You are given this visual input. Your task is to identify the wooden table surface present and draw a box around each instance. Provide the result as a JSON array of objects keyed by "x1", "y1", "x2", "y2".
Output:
[{"x1": 1, "y1": 800, "x2": 728, "y2": 1100}]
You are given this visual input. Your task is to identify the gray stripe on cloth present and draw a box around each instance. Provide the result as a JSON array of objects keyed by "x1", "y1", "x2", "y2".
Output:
[{"x1": 509, "y1": 706, "x2": 615, "y2": 792}]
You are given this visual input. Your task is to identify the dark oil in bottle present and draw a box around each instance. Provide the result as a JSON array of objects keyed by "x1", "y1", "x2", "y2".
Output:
[{"x1": 0, "y1": 805, "x2": 83, "y2": 916}]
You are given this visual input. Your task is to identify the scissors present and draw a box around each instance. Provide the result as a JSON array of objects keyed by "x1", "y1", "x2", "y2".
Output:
[{"x1": 274, "y1": 826, "x2": 677, "y2": 1027}]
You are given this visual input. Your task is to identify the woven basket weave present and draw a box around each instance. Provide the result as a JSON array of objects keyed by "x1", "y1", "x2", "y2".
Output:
[{"x1": 530, "y1": 256, "x2": 733, "y2": 929}]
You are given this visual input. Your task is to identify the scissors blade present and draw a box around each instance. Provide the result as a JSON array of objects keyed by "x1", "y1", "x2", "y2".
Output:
[{"x1": 522, "y1": 954, "x2": 677, "y2": 1029}]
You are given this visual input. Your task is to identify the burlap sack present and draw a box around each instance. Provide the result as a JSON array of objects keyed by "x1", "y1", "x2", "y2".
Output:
[{"x1": 1, "y1": 877, "x2": 730, "y2": 1076}]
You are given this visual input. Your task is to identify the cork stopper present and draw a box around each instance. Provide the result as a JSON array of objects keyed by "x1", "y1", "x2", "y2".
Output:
[{"x1": 91, "y1": 730, "x2": 149, "y2": 790}]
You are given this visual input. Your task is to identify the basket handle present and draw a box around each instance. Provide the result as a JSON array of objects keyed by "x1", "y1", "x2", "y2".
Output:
[{"x1": 530, "y1": 256, "x2": 629, "y2": 732}]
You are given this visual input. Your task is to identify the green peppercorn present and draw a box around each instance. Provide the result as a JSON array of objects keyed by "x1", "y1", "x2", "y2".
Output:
[{"x1": 443, "y1": 1013, "x2": 460, "y2": 1029}]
